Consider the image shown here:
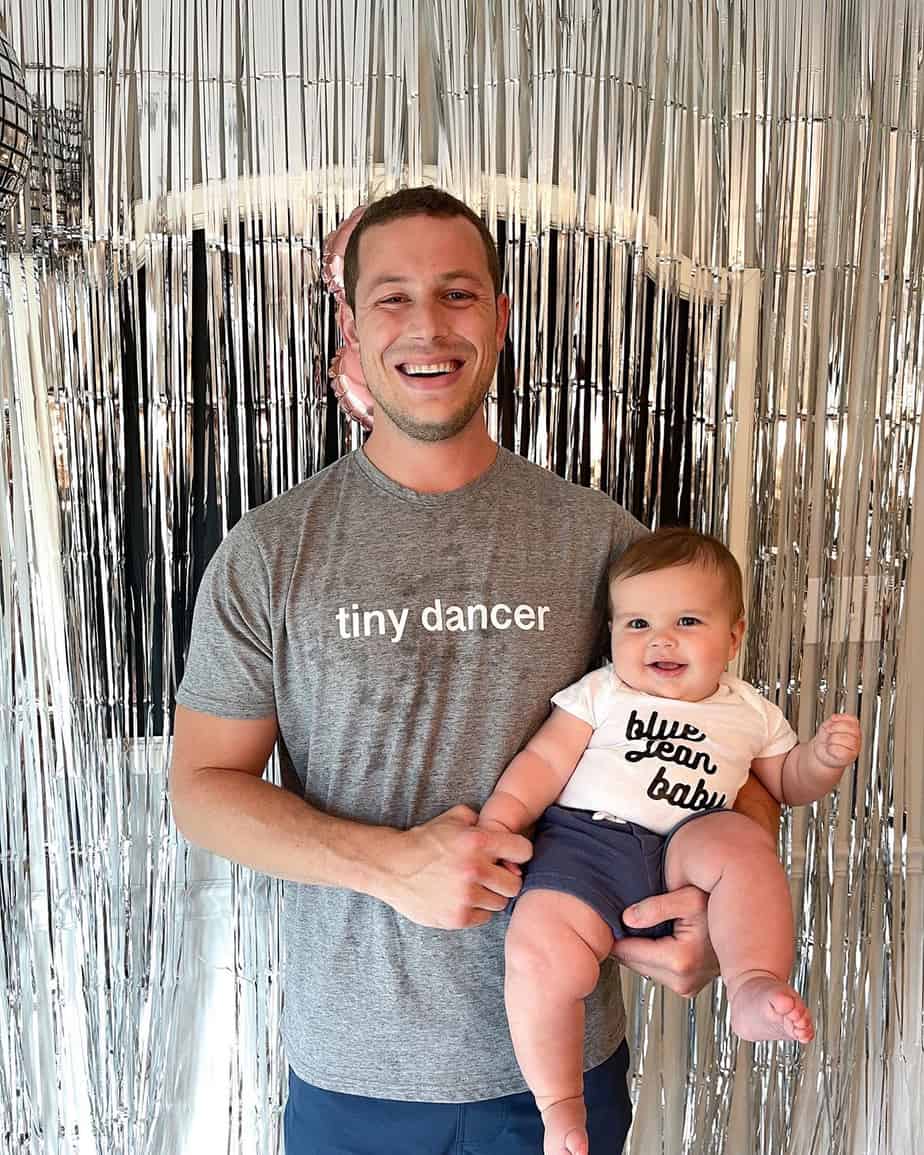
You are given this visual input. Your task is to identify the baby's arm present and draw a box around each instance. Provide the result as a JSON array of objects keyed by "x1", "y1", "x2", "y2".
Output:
[
  {"x1": 479, "y1": 707, "x2": 594, "y2": 834},
  {"x1": 751, "y1": 714, "x2": 862, "y2": 806}
]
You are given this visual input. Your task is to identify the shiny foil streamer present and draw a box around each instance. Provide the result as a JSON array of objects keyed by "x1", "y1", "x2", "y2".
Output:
[{"x1": 1, "y1": 2, "x2": 922, "y2": 1153}]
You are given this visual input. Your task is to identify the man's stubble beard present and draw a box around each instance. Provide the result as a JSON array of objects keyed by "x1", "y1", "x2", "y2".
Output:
[{"x1": 369, "y1": 377, "x2": 493, "y2": 444}]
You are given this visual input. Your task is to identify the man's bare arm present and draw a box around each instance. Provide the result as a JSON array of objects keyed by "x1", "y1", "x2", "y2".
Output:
[
  {"x1": 731, "y1": 771, "x2": 782, "y2": 838},
  {"x1": 169, "y1": 706, "x2": 532, "y2": 930}
]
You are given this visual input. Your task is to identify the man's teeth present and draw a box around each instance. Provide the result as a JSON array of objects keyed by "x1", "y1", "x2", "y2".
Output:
[{"x1": 401, "y1": 362, "x2": 460, "y2": 376}]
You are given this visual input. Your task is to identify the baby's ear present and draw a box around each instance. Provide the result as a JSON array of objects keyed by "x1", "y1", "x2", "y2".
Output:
[{"x1": 729, "y1": 617, "x2": 746, "y2": 657}]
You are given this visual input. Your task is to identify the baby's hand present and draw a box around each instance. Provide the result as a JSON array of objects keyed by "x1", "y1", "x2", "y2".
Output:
[{"x1": 812, "y1": 714, "x2": 862, "y2": 770}]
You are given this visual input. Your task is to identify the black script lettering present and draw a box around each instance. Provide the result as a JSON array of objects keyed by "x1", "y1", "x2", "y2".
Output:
[
  {"x1": 626, "y1": 736, "x2": 719, "y2": 775},
  {"x1": 625, "y1": 708, "x2": 707, "y2": 745},
  {"x1": 626, "y1": 709, "x2": 648, "y2": 742},
  {"x1": 689, "y1": 778, "x2": 726, "y2": 811},
  {"x1": 645, "y1": 766, "x2": 726, "y2": 813},
  {"x1": 646, "y1": 766, "x2": 672, "y2": 802},
  {"x1": 682, "y1": 748, "x2": 717, "y2": 775}
]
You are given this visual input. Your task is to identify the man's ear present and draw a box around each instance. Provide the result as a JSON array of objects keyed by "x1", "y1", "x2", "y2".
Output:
[
  {"x1": 339, "y1": 301, "x2": 360, "y2": 351},
  {"x1": 495, "y1": 293, "x2": 511, "y2": 350}
]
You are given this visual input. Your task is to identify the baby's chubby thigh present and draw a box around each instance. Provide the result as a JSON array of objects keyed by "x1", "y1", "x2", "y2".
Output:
[
  {"x1": 662, "y1": 809, "x2": 779, "y2": 895},
  {"x1": 505, "y1": 889, "x2": 616, "y2": 1001}
]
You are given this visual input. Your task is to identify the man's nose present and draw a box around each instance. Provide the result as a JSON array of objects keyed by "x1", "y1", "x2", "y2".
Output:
[{"x1": 406, "y1": 299, "x2": 448, "y2": 339}]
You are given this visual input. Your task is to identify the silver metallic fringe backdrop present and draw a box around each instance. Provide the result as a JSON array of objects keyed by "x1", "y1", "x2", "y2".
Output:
[{"x1": 1, "y1": 2, "x2": 922, "y2": 1153}]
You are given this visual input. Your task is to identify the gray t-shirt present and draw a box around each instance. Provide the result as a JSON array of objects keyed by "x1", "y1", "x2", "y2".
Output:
[{"x1": 176, "y1": 446, "x2": 646, "y2": 1102}]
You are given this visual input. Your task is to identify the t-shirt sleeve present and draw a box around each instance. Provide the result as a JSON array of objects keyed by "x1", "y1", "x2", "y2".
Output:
[
  {"x1": 758, "y1": 700, "x2": 799, "y2": 758},
  {"x1": 550, "y1": 666, "x2": 612, "y2": 727},
  {"x1": 609, "y1": 506, "x2": 649, "y2": 559},
  {"x1": 175, "y1": 517, "x2": 276, "y2": 719}
]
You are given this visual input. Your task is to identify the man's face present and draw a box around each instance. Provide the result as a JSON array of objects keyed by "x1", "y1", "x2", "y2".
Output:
[{"x1": 341, "y1": 214, "x2": 509, "y2": 442}]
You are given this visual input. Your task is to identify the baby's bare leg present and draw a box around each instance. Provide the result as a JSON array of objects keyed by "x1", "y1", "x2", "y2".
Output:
[
  {"x1": 664, "y1": 811, "x2": 813, "y2": 1043},
  {"x1": 505, "y1": 889, "x2": 615, "y2": 1155}
]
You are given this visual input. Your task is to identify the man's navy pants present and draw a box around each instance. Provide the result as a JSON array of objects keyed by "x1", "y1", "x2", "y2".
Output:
[{"x1": 283, "y1": 1041, "x2": 632, "y2": 1153}]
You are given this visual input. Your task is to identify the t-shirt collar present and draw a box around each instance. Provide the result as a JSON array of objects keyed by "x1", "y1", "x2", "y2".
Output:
[{"x1": 352, "y1": 445, "x2": 509, "y2": 506}]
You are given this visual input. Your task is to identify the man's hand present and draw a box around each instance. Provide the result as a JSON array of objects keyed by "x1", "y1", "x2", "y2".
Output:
[
  {"x1": 609, "y1": 885, "x2": 719, "y2": 997},
  {"x1": 478, "y1": 815, "x2": 526, "y2": 879},
  {"x1": 383, "y1": 805, "x2": 533, "y2": 930}
]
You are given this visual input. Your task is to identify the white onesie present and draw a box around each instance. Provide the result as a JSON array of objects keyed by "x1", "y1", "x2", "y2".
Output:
[{"x1": 552, "y1": 665, "x2": 798, "y2": 835}]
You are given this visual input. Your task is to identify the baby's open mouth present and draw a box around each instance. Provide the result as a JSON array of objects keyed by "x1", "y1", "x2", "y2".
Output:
[
  {"x1": 397, "y1": 360, "x2": 463, "y2": 380},
  {"x1": 649, "y1": 661, "x2": 685, "y2": 672}
]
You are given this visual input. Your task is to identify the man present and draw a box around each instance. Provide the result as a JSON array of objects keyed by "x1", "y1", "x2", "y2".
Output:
[{"x1": 170, "y1": 187, "x2": 778, "y2": 1153}]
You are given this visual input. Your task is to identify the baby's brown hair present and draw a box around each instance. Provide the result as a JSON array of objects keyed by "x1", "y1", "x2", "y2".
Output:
[{"x1": 608, "y1": 528, "x2": 745, "y2": 622}]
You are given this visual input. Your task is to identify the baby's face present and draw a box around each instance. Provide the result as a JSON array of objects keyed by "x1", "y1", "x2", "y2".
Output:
[{"x1": 609, "y1": 563, "x2": 745, "y2": 702}]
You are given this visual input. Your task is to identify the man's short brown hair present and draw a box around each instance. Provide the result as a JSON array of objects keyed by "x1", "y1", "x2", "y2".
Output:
[
  {"x1": 343, "y1": 186, "x2": 502, "y2": 310},
  {"x1": 608, "y1": 528, "x2": 745, "y2": 621}
]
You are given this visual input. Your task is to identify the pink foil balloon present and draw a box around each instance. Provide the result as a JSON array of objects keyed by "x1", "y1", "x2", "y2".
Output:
[
  {"x1": 321, "y1": 204, "x2": 374, "y2": 428},
  {"x1": 321, "y1": 203, "x2": 366, "y2": 302},
  {"x1": 328, "y1": 345, "x2": 375, "y2": 431}
]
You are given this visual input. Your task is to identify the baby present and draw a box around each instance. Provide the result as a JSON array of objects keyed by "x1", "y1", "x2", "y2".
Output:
[{"x1": 479, "y1": 528, "x2": 861, "y2": 1155}]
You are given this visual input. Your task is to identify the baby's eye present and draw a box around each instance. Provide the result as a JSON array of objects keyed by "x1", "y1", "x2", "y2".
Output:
[
  {"x1": 626, "y1": 618, "x2": 649, "y2": 630},
  {"x1": 678, "y1": 616, "x2": 701, "y2": 627}
]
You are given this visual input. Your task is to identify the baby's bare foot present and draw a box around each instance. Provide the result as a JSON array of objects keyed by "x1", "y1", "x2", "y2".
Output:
[
  {"x1": 539, "y1": 1095, "x2": 588, "y2": 1155},
  {"x1": 730, "y1": 974, "x2": 814, "y2": 1043}
]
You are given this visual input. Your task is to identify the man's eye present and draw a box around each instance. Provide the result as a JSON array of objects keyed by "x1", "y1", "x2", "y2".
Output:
[
  {"x1": 679, "y1": 616, "x2": 701, "y2": 627},
  {"x1": 627, "y1": 619, "x2": 649, "y2": 630},
  {"x1": 445, "y1": 290, "x2": 473, "y2": 301},
  {"x1": 378, "y1": 295, "x2": 407, "y2": 305}
]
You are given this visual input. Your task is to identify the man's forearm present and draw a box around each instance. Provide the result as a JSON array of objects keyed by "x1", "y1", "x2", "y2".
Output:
[
  {"x1": 733, "y1": 773, "x2": 781, "y2": 839},
  {"x1": 170, "y1": 768, "x2": 400, "y2": 899}
]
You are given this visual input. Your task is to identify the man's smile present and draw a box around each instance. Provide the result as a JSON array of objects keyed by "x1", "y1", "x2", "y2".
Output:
[
  {"x1": 398, "y1": 359, "x2": 464, "y2": 376},
  {"x1": 393, "y1": 358, "x2": 467, "y2": 387}
]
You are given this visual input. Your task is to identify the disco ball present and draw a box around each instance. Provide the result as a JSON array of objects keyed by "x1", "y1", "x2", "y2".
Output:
[{"x1": 0, "y1": 32, "x2": 33, "y2": 216}]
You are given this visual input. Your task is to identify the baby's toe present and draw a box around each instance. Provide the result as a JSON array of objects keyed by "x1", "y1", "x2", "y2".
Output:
[
  {"x1": 783, "y1": 998, "x2": 814, "y2": 1043},
  {"x1": 768, "y1": 989, "x2": 797, "y2": 1017},
  {"x1": 792, "y1": 1013, "x2": 814, "y2": 1042}
]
